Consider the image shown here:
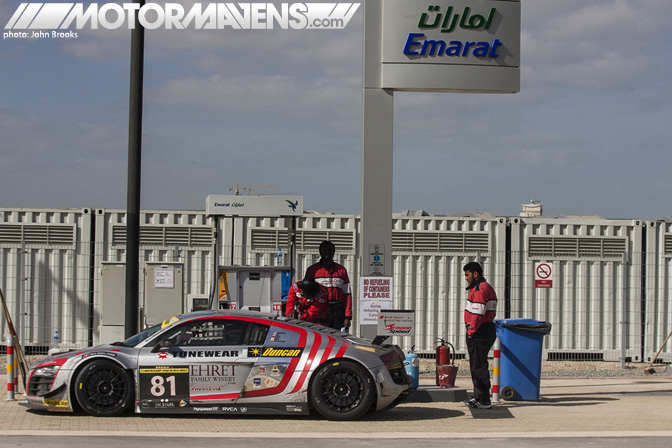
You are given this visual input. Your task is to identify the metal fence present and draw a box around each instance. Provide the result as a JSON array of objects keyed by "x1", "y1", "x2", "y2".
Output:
[{"x1": 1, "y1": 208, "x2": 671, "y2": 364}]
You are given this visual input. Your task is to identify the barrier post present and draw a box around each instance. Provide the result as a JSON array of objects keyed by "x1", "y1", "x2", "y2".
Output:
[
  {"x1": 7, "y1": 333, "x2": 15, "y2": 401},
  {"x1": 492, "y1": 337, "x2": 500, "y2": 403}
]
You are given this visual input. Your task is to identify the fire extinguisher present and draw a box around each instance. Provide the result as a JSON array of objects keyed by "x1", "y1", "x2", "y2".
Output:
[
  {"x1": 435, "y1": 337, "x2": 454, "y2": 386},
  {"x1": 436, "y1": 337, "x2": 451, "y2": 366}
]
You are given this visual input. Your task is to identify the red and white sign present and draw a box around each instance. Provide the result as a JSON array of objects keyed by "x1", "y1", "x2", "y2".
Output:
[
  {"x1": 535, "y1": 262, "x2": 553, "y2": 288},
  {"x1": 359, "y1": 276, "x2": 393, "y2": 325}
]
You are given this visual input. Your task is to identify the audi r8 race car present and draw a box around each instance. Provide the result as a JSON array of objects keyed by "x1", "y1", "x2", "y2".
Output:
[{"x1": 22, "y1": 310, "x2": 411, "y2": 420}]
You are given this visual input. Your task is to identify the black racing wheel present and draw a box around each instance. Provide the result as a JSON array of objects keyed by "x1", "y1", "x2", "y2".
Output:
[
  {"x1": 73, "y1": 359, "x2": 134, "y2": 417},
  {"x1": 310, "y1": 359, "x2": 375, "y2": 421}
]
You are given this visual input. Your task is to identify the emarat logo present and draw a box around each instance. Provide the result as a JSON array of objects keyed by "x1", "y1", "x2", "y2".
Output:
[{"x1": 4, "y1": 2, "x2": 361, "y2": 40}]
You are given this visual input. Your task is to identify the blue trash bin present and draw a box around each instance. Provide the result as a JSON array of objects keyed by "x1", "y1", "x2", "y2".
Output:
[
  {"x1": 404, "y1": 353, "x2": 419, "y2": 389},
  {"x1": 495, "y1": 319, "x2": 552, "y2": 401}
]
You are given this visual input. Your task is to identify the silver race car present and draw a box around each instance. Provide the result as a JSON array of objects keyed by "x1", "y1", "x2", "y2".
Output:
[{"x1": 22, "y1": 310, "x2": 411, "y2": 420}]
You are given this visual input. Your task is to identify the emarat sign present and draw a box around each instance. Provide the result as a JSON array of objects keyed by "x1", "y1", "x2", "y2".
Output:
[{"x1": 377, "y1": 0, "x2": 520, "y2": 92}]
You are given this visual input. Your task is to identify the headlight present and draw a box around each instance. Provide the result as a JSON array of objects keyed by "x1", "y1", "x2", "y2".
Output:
[{"x1": 34, "y1": 366, "x2": 60, "y2": 378}]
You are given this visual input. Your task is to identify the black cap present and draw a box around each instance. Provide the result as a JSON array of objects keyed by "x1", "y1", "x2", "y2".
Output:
[{"x1": 299, "y1": 278, "x2": 319, "y2": 297}]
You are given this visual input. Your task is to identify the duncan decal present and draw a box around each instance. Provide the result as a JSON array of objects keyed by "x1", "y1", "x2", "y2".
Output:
[
  {"x1": 248, "y1": 347, "x2": 262, "y2": 357},
  {"x1": 261, "y1": 347, "x2": 303, "y2": 357}
]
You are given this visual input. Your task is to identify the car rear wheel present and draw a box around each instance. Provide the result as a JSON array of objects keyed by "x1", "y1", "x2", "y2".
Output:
[
  {"x1": 309, "y1": 359, "x2": 375, "y2": 421},
  {"x1": 73, "y1": 360, "x2": 134, "y2": 417}
]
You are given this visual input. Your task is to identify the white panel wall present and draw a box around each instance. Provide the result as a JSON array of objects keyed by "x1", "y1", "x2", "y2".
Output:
[
  {"x1": 93, "y1": 209, "x2": 215, "y2": 345},
  {"x1": 2, "y1": 207, "x2": 670, "y2": 364},
  {"x1": 644, "y1": 220, "x2": 672, "y2": 363},
  {"x1": 0, "y1": 208, "x2": 93, "y2": 350},
  {"x1": 509, "y1": 217, "x2": 644, "y2": 361}
]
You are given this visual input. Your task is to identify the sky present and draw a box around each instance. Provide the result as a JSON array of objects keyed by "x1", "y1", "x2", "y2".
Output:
[{"x1": 1, "y1": 0, "x2": 671, "y2": 219}]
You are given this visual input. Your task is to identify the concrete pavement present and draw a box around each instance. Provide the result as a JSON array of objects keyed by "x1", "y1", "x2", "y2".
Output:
[{"x1": 1, "y1": 375, "x2": 671, "y2": 439}]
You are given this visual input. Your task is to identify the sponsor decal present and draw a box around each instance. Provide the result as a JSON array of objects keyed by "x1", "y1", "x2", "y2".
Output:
[
  {"x1": 253, "y1": 378, "x2": 261, "y2": 388},
  {"x1": 354, "y1": 345, "x2": 376, "y2": 353},
  {"x1": 179, "y1": 400, "x2": 188, "y2": 407},
  {"x1": 42, "y1": 399, "x2": 68, "y2": 407},
  {"x1": 247, "y1": 347, "x2": 262, "y2": 357},
  {"x1": 82, "y1": 351, "x2": 117, "y2": 359},
  {"x1": 286, "y1": 404, "x2": 303, "y2": 413},
  {"x1": 140, "y1": 367, "x2": 189, "y2": 374},
  {"x1": 241, "y1": 407, "x2": 248, "y2": 413},
  {"x1": 264, "y1": 378, "x2": 276, "y2": 387},
  {"x1": 385, "y1": 362, "x2": 404, "y2": 370},
  {"x1": 221, "y1": 406, "x2": 238, "y2": 412},
  {"x1": 194, "y1": 406, "x2": 219, "y2": 412},
  {"x1": 270, "y1": 331, "x2": 286, "y2": 343},
  {"x1": 261, "y1": 347, "x2": 303, "y2": 357},
  {"x1": 154, "y1": 399, "x2": 176, "y2": 408},
  {"x1": 161, "y1": 350, "x2": 239, "y2": 359},
  {"x1": 382, "y1": 323, "x2": 413, "y2": 334},
  {"x1": 190, "y1": 364, "x2": 235, "y2": 376},
  {"x1": 190, "y1": 364, "x2": 238, "y2": 391},
  {"x1": 271, "y1": 365, "x2": 281, "y2": 376},
  {"x1": 161, "y1": 316, "x2": 179, "y2": 328}
]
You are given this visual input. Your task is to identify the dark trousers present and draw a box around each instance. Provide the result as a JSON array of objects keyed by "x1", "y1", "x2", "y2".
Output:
[
  {"x1": 327, "y1": 302, "x2": 345, "y2": 330},
  {"x1": 466, "y1": 322, "x2": 497, "y2": 399}
]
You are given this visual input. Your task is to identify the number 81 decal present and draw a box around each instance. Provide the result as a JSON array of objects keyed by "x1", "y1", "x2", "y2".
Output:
[{"x1": 139, "y1": 367, "x2": 189, "y2": 401}]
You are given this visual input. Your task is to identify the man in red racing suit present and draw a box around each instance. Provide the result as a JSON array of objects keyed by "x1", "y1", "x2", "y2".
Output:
[
  {"x1": 285, "y1": 278, "x2": 329, "y2": 325},
  {"x1": 305, "y1": 240, "x2": 352, "y2": 331},
  {"x1": 463, "y1": 261, "x2": 497, "y2": 409}
]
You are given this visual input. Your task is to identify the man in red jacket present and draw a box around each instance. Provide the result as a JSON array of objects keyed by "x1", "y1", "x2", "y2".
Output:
[
  {"x1": 305, "y1": 241, "x2": 352, "y2": 331},
  {"x1": 285, "y1": 278, "x2": 329, "y2": 325},
  {"x1": 463, "y1": 261, "x2": 498, "y2": 409}
]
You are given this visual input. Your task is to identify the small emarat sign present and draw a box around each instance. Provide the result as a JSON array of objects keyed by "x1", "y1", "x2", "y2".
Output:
[{"x1": 205, "y1": 195, "x2": 303, "y2": 216}]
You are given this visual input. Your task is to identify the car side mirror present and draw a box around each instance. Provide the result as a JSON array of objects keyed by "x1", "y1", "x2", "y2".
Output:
[{"x1": 151, "y1": 340, "x2": 174, "y2": 353}]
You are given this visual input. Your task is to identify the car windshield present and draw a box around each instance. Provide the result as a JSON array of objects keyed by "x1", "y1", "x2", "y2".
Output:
[{"x1": 121, "y1": 323, "x2": 164, "y2": 347}]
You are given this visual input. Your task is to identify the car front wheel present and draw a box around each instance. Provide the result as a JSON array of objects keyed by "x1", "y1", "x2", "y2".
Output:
[
  {"x1": 309, "y1": 359, "x2": 375, "y2": 421},
  {"x1": 73, "y1": 359, "x2": 134, "y2": 417}
]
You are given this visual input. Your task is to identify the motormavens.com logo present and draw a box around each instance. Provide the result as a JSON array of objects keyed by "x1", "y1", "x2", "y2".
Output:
[{"x1": 4, "y1": 2, "x2": 361, "y2": 40}]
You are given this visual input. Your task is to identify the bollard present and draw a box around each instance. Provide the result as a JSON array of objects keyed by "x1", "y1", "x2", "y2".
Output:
[
  {"x1": 7, "y1": 334, "x2": 15, "y2": 401},
  {"x1": 492, "y1": 337, "x2": 500, "y2": 403}
]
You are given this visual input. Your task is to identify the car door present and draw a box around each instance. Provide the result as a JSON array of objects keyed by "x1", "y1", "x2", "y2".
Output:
[{"x1": 136, "y1": 316, "x2": 258, "y2": 411}]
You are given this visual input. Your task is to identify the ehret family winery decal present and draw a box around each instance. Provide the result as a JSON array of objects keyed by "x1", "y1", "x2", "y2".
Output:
[{"x1": 4, "y1": 2, "x2": 361, "y2": 39}]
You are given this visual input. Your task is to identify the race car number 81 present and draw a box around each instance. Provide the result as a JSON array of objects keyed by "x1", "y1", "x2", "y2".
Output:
[{"x1": 139, "y1": 367, "x2": 189, "y2": 400}]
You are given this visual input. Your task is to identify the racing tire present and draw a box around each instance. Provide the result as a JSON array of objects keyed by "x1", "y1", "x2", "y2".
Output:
[
  {"x1": 73, "y1": 359, "x2": 134, "y2": 417},
  {"x1": 309, "y1": 359, "x2": 375, "y2": 421}
]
